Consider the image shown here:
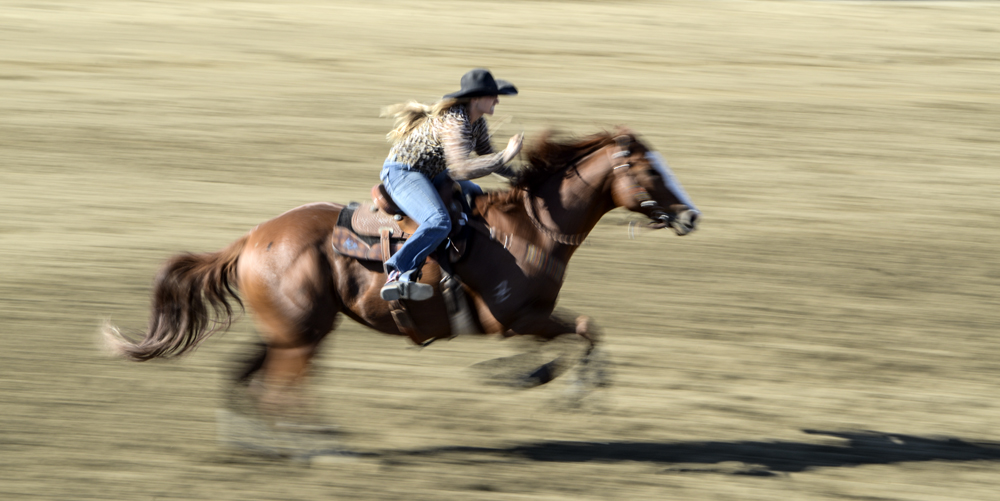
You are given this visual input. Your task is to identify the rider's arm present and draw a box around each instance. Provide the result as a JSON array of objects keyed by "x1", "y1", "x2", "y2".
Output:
[
  {"x1": 441, "y1": 115, "x2": 507, "y2": 181},
  {"x1": 471, "y1": 118, "x2": 496, "y2": 156}
]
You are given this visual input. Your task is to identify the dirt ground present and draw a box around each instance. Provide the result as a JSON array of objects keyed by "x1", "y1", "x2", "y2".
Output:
[{"x1": 3, "y1": 1, "x2": 1000, "y2": 499}]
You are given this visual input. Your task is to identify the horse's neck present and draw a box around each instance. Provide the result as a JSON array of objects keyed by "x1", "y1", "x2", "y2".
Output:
[
  {"x1": 476, "y1": 146, "x2": 616, "y2": 250},
  {"x1": 531, "y1": 146, "x2": 617, "y2": 240}
]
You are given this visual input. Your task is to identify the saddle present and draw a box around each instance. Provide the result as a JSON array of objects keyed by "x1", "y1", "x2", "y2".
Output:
[
  {"x1": 330, "y1": 182, "x2": 469, "y2": 264},
  {"x1": 329, "y1": 202, "x2": 408, "y2": 263},
  {"x1": 330, "y1": 180, "x2": 477, "y2": 343}
]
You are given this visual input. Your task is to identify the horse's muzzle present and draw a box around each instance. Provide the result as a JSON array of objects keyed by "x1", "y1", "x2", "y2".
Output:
[
  {"x1": 647, "y1": 206, "x2": 699, "y2": 235},
  {"x1": 670, "y1": 209, "x2": 699, "y2": 236}
]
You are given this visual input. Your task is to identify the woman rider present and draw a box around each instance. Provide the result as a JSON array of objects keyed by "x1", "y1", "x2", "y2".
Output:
[{"x1": 379, "y1": 69, "x2": 523, "y2": 301}]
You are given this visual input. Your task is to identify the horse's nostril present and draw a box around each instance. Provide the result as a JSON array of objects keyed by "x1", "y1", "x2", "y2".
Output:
[
  {"x1": 670, "y1": 210, "x2": 699, "y2": 236},
  {"x1": 686, "y1": 211, "x2": 700, "y2": 225}
]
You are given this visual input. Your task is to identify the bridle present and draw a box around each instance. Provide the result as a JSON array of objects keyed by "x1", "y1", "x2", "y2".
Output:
[
  {"x1": 607, "y1": 134, "x2": 678, "y2": 230},
  {"x1": 521, "y1": 134, "x2": 684, "y2": 246},
  {"x1": 477, "y1": 133, "x2": 696, "y2": 284}
]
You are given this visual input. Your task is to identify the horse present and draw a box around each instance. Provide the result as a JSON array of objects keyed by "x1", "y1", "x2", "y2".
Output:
[{"x1": 103, "y1": 128, "x2": 700, "y2": 422}]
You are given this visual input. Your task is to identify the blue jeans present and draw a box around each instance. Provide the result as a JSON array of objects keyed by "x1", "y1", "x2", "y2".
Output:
[{"x1": 379, "y1": 161, "x2": 482, "y2": 276}]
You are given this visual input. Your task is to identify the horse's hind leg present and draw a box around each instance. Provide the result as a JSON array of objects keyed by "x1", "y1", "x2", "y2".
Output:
[
  {"x1": 253, "y1": 305, "x2": 339, "y2": 423},
  {"x1": 226, "y1": 341, "x2": 268, "y2": 412},
  {"x1": 239, "y1": 247, "x2": 340, "y2": 424},
  {"x1": 232, "y1": 341, "x2": 267, "y2": 387}
]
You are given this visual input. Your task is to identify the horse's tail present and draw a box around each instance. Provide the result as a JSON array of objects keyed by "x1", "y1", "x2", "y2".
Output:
[{"x1": 103, "y1": 235, "x2": 248, "y2": 361}]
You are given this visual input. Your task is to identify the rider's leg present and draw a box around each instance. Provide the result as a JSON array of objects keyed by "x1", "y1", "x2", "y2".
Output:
[
  {"x1": 429, "y1": 172, "x2": 483, "y2": 210},
  {"x1": 380, "y1": 163, "x2": 450, "y2": 301}
]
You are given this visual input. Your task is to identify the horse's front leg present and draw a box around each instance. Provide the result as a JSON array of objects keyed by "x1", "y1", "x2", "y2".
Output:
[
  {"x1": 570, "y1": 315, "x2": 613, "y2": 385},
  {"x1": 466, "y1": 311, "x2": 598, "y2": 388},
  {"x1": 510, "y1": 312, "x2": 613, "y2": 401},
  {"x1": 568, "y1": 314, "x2": 600, "y2": 353}
]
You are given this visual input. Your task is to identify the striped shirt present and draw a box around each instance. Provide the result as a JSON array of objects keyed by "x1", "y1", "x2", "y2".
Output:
[{"x1": 386, "y1": 105, "x2": 506, "y2": 180}]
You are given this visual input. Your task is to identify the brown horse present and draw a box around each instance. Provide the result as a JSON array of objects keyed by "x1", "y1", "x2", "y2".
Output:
[{"x1": 104, "y1": 129, "x2": 699, "y2": 417}]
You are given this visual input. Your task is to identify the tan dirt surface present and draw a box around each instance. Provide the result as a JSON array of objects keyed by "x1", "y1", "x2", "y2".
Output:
[{"x1": 2, "y1": 1, "x2": 1000, "y2": 499}]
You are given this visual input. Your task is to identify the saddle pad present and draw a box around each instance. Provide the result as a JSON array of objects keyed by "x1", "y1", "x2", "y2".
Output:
[
  {"x1": 350, "y1": 202, "x2": 409, "y2": 238},
  {"x1": 330, "y1": 226, "x2": 405, "y2": 262}
]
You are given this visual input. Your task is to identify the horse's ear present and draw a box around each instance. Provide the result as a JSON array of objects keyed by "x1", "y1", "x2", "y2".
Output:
[{"x1": 615, "y1": 127, "x2": 648, "y2": 153}]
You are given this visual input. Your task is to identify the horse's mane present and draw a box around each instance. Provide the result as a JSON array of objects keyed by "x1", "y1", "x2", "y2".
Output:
[
  {"x1": 509, "y1": 130, "x2": 620, "y2": 191},
  {"x1": 480, "y1": 129, "x2": 629, "y2": 209}
]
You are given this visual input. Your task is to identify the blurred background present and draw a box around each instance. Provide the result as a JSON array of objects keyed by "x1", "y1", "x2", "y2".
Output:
[{"x1": 2, "y1": 1, "x2": 999, "y2": 499}]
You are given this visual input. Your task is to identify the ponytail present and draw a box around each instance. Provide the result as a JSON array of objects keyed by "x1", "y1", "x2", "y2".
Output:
[{"x1": 382, "y1": 97, "x2": 470, "y2": 142}]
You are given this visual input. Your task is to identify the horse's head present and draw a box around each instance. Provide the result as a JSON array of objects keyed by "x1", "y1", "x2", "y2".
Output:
[{"x1": 607, "y1": 134, "x2": 700, "y2": 236}]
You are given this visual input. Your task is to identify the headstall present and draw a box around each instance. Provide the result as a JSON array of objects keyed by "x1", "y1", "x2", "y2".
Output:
[{"x1": 607, "y1": 134, "x2": 674, "y2": 230}]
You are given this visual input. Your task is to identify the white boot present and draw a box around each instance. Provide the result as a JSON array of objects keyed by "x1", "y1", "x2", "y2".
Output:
[{"x1": 380, "y1": 270, "x2": 434, "y2": 301}]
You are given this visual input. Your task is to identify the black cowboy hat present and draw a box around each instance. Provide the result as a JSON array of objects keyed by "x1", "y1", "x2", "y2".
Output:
[{"x1": 443, "y1": 69, "x2": 518, "y2": 99}]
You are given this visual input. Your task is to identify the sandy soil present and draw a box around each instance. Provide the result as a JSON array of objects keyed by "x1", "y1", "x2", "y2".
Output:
[{"x1": 2, "y1": 1, "x2": 1000, "y2": 499}]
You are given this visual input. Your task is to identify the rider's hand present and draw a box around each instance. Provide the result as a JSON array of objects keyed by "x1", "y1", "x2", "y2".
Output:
[{"x1": 502, "y1": 133, "x2": 524, "y2": 164}]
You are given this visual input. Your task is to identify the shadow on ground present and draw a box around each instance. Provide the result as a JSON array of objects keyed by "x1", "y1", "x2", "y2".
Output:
[{"x1": 381, "y1": 430, "x2": 1000, "y2": 476}]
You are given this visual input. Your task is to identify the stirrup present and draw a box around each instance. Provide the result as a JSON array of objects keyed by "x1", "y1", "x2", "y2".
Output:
[{"x1": 380, "y1": 280, "x2": 434, "y2": 301}]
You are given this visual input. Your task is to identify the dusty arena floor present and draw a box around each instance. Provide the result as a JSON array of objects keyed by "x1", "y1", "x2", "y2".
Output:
[{"x1": 3, "y1": 1, "x2": 1000, "y2": 499}]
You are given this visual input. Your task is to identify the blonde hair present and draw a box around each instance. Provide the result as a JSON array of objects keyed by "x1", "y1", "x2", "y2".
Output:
[{"x1": 382, "y1": 97, "x2": 471, "y2": 142}]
